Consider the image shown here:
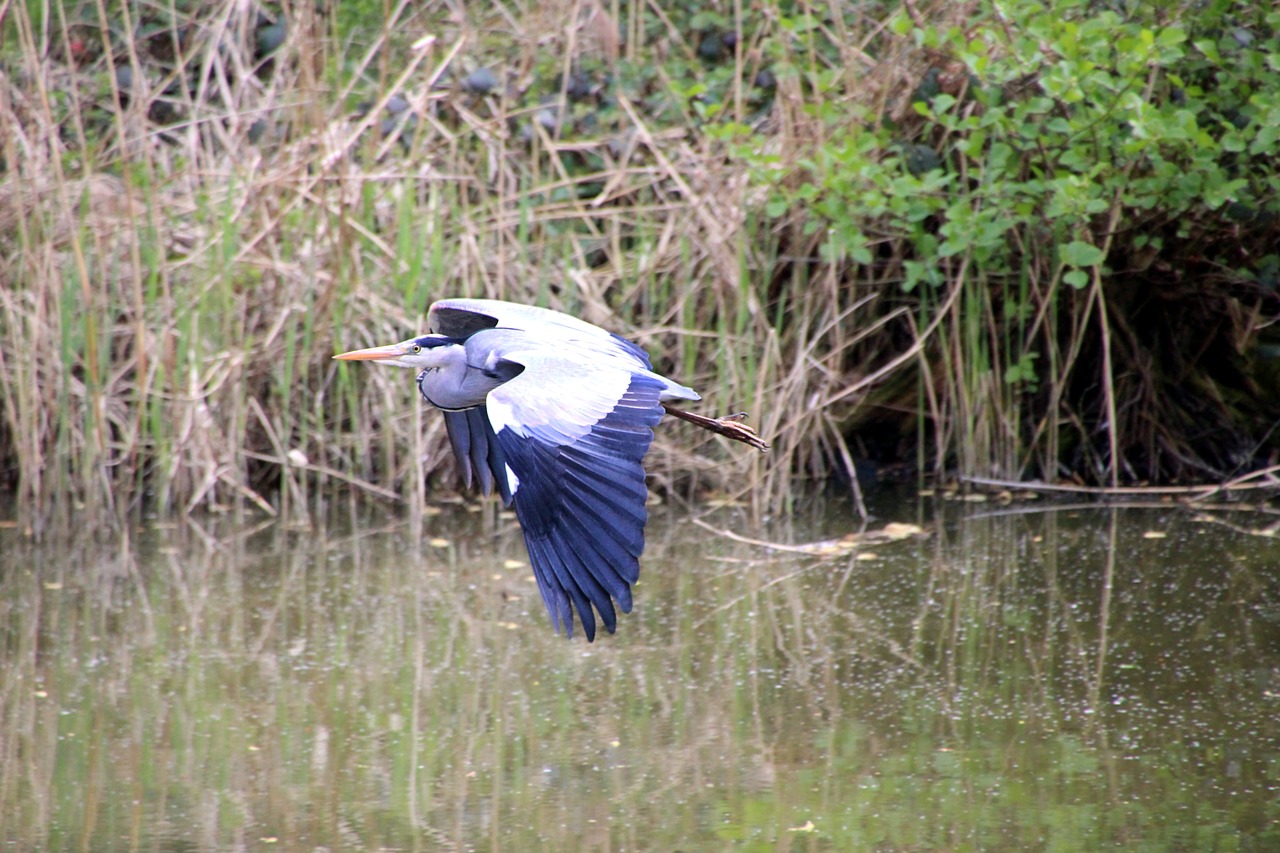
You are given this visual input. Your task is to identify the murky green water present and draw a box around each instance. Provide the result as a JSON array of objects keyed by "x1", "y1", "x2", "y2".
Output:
[{"x1": 2, "y1": 495, "x2": 1278, "y2": 851}]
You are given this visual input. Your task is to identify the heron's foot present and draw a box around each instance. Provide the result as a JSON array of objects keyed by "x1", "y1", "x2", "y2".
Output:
[
  {"x1": 662, "y1": 405, "x2": 770, "y2": 451},
  {"x1": 711, "y1": 414, "x2": 770, "y2": 451}
]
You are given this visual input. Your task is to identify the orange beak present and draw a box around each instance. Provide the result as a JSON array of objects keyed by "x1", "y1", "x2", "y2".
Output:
[{"x1": 333, "y1": 343, "x2": 410, "y2": 361}]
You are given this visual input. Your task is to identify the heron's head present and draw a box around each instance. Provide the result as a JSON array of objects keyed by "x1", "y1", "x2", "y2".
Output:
[{"x1": 333, "y1": 334, "x2": 465, "y2": 369}]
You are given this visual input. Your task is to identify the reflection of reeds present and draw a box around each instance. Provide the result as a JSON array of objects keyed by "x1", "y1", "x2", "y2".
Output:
[
  {"x1": 1, "y1": 509, "x2": 836, "y2": 847},
  {"x1": 3, "y1": 504, "x2": 1276, "y2": 848}
]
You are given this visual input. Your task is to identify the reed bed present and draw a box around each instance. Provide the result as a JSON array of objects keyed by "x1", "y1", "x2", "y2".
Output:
[
  {"x1": 0, "y1": 0, "x2": 851, "y2": 525},
  {"x1": 2, "y1": 1, "x2": 1279, "y2": 527}
]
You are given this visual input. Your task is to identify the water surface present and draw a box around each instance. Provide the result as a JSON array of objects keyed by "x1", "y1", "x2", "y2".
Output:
[{"x1": 2, "y1": 495, "x2": 1277, "y2": 851}]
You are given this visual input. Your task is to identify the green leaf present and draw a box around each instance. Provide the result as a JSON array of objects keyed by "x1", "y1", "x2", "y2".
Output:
[
  {"x1": 1063, "y1": 269, "x2": 1090, "y2": 289},
  {"x1": 1061, "y1": 241, "x2": 1105, "y2": 267},
  {"x1": 1249, "y1": 124, "x2": 1280, "y2": 156},
  {"x1": 1193, "y1": 38, "x2": 1220, "y2": 61}
]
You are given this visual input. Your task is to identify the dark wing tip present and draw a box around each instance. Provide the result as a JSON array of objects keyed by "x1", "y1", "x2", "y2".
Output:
[{"x1": 429, "y1": 301, "x2": 501, "y2": 337}]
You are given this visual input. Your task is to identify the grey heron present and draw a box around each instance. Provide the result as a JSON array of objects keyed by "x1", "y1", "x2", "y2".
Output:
[{"x1": 335, "y1": 298, "x2": 767, "y2": 641}]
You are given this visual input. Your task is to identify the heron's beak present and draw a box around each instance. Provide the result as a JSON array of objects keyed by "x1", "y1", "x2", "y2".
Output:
[{"x1": 333, "y1": 343, "x2": 411, "y2": 362}]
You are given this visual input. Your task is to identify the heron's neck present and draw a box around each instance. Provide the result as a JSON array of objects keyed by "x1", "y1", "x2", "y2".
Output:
[{"x1": 417, "y1": 344, "x2": 488, "y2": 410}]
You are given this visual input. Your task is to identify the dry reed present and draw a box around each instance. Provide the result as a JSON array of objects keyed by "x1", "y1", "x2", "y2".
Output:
[
  {"x1": 8, "y1": 0, "x2": 1275, "y2": 527},
  {"x1": 0, "y1": 1, "x2": 896, "y2": 528}
]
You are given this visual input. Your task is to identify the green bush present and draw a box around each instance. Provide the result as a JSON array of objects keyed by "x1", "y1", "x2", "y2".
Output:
[{"x1": 744, "y1": 0, "x2": 1280, "y2": 482}]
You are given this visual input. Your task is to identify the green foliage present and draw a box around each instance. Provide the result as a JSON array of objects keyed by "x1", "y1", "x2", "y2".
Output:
[
  {"x1": 743, "y1": 0, "x2": 1280, "y2": 481},
  {"x1": 766, "y1": 0, "x2": 1278, "y2": 278}
]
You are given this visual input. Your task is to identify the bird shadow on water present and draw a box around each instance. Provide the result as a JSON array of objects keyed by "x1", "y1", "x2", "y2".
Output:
[{"x1": 1, "y1": 495, "x2": 1278, "y2": 851}]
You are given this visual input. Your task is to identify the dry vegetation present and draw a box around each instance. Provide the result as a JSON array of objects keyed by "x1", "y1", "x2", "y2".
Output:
[
  {"x1": 0, "y1": 1, "x2": 820, "y2": 525},
  {"x1": 2, "y1": 0, "x2": 1280, "y2": 527}
]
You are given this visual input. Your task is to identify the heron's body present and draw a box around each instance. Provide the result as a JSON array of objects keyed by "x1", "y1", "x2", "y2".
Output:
[{"x1": 335, "y1": 298, "x2": 764, "y2": 641}]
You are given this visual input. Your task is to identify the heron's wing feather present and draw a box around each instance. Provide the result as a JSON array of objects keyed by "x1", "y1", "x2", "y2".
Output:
[
  {"x1": 485, "y1": 354, "x2": 664, "y2": 641},
  {"x1": 441, "y1": 408, "x2": 513, "y2": 504},
  {"x1": 427, "y1": 301, "x2": 500, "y2": 338},
  {"x1": 430, "y1": 298, "x2": 654, "y2": 369}
]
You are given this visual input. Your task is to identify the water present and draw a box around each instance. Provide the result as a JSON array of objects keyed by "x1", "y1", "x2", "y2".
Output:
[{"x1": 2, "y1": 495, "x2": 1278, "y2": 851}]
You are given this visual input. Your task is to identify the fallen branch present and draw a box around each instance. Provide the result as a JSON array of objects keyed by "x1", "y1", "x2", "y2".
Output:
[{"x1": 960, "y1": 466, "x2": 1280, "y2": 501}]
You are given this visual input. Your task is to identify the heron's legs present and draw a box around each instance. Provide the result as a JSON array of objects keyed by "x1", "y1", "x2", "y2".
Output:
[{"x1": 662, "y1": 405, "x2": 770, "y2": 451}]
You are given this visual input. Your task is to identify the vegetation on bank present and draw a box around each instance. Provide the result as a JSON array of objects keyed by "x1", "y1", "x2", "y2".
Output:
[{"x1": 1, "y1": 1, "x2": 1278, "y2": 522}]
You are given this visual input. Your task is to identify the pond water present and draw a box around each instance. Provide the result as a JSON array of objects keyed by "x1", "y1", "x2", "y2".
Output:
[{"x1": 1, "y1": 492, "x2": 1278, "y2": 851}]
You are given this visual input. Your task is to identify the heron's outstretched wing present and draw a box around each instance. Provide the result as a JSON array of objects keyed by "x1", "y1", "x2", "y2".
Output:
[
  {"x1": 483, "y1": 352, "x2": 665, "y2": 641},
  {"x1": 429, "y1": 298, "x2": 654, "y2": 370}
]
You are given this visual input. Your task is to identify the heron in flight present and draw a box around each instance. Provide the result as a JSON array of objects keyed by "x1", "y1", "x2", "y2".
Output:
[{"x1": 335, "y1": 298, "x2": 767, "y2": 641}]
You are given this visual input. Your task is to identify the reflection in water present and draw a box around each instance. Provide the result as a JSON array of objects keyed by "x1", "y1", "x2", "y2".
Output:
[{"x1": 1, "y1": 498, "x2": 1278, "y2": 851}]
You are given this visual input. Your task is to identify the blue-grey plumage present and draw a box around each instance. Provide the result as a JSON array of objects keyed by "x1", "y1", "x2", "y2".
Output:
[
  {"x1": 430, "y1": 298, "x2": 657, "y2": 369},
  {"x1": 334, "y1": 298, "x2": 767, "y2": 641}
]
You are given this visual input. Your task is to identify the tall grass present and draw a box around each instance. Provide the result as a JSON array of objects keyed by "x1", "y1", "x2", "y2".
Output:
[
  {"x1": 0, "y1": 1, "x2": 828, "y2": 526},
  {"x1": 4, "y1": 1, "x2": 1278, "y2": 526}
]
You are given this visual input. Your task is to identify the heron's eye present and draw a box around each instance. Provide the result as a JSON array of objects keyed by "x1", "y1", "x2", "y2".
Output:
[{"x1": 411, "y1": 345, "x2": 422, "y2": 353}]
